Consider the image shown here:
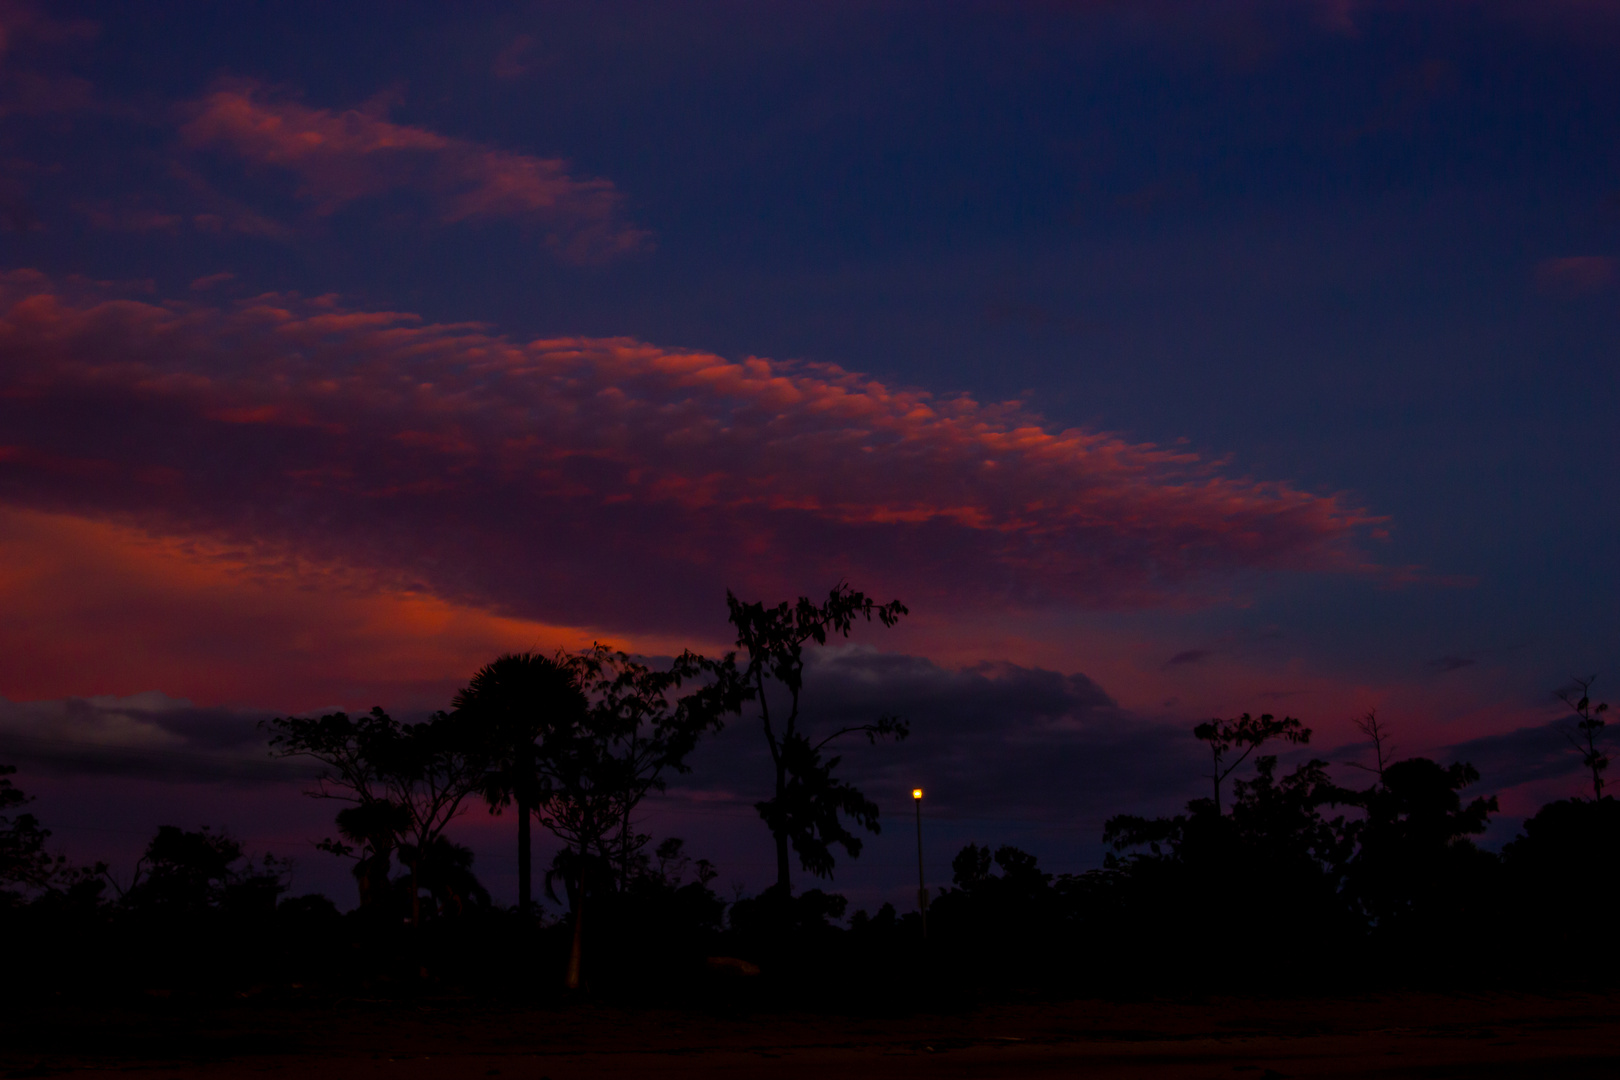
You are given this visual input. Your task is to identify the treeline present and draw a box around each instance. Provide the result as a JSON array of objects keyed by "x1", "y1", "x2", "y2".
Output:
[{"x1": 1, "y1": 586, "x2": 1616, "y2": 1004}]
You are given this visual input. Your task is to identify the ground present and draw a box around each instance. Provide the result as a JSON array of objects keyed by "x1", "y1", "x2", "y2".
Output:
[{"x1": 4, "y1": 991, "x2": 1619, "y2": 1078}]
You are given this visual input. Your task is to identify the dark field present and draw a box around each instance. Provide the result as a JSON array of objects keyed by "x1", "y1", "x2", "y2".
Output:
[{"x1": 6, "y1": 992, "x2": 1620, "y2": 1079}]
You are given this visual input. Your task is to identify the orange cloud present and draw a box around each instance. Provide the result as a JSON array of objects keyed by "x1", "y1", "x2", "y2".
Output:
[
  {"x1": 180, "y1": 83, "x2": 649, "y2": 263},
  {"x1": 0, "y1": 506, "x2": 678, "y2": 711},
  {"x1": 0, "y1": 273, "x2": 1378, "y2": 643}
]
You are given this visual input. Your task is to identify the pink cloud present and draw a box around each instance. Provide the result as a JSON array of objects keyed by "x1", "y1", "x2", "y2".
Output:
[
  {"x1": 76, "y1": 201, "x2": 184, "y2": 233},
  {"x1": 0, "y1": 273, "x2": 1378, "y2": 638},
  {"x1": 0, "y1": 0, "x2": 97, "y2": 56},
  {"x1": 492, "y1": 35, "x2": 539, "y2": 81},
  {"x1": 180, "y1": 83, "x2": 649, "y2": 263}
]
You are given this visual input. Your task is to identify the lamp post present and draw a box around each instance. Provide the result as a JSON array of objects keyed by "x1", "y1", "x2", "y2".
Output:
[{"x1": 913, "y1": 787, "x2": 927, "y2": 937}]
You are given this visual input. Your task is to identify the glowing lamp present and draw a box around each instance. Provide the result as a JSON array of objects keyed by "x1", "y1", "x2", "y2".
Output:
[{"x1": 912, "y1": 788, "x2": 923, "y2": 800}]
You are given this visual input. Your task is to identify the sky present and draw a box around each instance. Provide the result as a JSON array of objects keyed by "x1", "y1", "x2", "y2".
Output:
[{"x1": 1, "y1": 0, "x2": 1617, "y2": 912}]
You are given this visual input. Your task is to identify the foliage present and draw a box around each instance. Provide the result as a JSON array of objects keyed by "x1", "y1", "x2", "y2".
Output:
[
  {"x1": 566, "y1": 645, "x2": 745, "y2": 885},
  {"x1": 1191, "y1": 711, "x2": 1310, "y2": 813},
  {"x1": 727, "y1": 582, "x2": 908, "y2": 892},
  {"x1": 0, "y1": 765, "x2": 63, "y2": 904},
  {"x1": 1502, "y1": 796, "x2": 1620, "y2": 972},
  {"x1": 116, "y1": 825, "x2": 288, "y2": 916},
  {"x1": 264, "y1": 706, "x2": 485, "y2": 923},
  {"x1": 1557, "y1": 676, "x2": 1611, "y2": 799},
  {"x1": 452, "y1": 651, "x2": 587, "y2": 913}
]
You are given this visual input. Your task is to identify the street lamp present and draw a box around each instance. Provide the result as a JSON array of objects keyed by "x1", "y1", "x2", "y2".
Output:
[{"x1": 913, "y1": 787, "x2": 927, "y2": 937}]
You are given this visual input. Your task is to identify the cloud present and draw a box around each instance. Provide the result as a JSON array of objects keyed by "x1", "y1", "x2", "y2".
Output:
[
  {"x1": 1441, "y1": 719, "x2": 1587, "y2": 792},
  {"x1": 0, "y1": 505, "x2": 613, "y2": 711},
  {"x1": 0, "y1": 273, "x2": 1377, "y2": 639},
  {"x1": 492, "y1": 35, "x2": 539, "y2": 81},
  {"x1": 1163, "y1": 649, "x2": 1213, "y2": 669},
  {"x1": 670, "y1": 646, "x2": 1204, "y2": 830},
  {"x1": 179, "y1": 83, "x2": 649, "y2": 263},
  {"x1": 0, "y1": 691, "x2": 304, "y2": 783},
  {"x1": 1536, "y1": 256, "x2": 1616, "y2": 297},
  {"x1": 76, "y1": 201, "x2": 184, "y2": 233},
  {"x1": 1429, "y1": 654, "x2": 1475, "y2": 673},
  {"x1": 0, "y1": 1, "x2": 96, "y2": 57},
  {"x1": 0, "y1": 1, "x2": 97, "y2": 120},
  {"x1": 0, "y1": 646, "x2": 1202, "y2": 833}
]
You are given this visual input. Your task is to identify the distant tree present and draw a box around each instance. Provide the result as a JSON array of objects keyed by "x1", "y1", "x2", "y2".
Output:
[
  {"x1": 1556, "y1": 676, "x2": 1610, "y2": 799},
  {"x1": 265, "y1": 707, "x2": 484, "y2": 925},
  {"x1": 1105, "y1": 750, "x2": 1352, "y2": 887},
  {"x1": 0, "y1": 765, "x2": 62, "y2": 904},
  {"x1": 1345, "y1": 757, "x2": 1498, "y2": 948},
  {"x1": 727, "y1": 584, "x2": 909, "y2": 894},
  {"x1": 452, "y1": 652, "x2": 587, "y2": 915},
  {"x1": 946, "y1": 843, "x2": 1054, "y2": 911},
  {"x1": 1501, "y1": 795, "x2": 1620, "y2": 968},
  {"x1": 1192, "y1": 712, "x2": 1310, "y2": 814},
  {"x1": 115, "y1": 825, "x2": 287, "y2": 916},
  {"x1": 1103, "y1": 718, "x2": 1357, "y2": 986}
]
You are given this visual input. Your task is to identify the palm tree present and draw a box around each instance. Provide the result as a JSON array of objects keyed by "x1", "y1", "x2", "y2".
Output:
[{"x1": 453, "y1": 653, "x2": 587, "y2": 915}]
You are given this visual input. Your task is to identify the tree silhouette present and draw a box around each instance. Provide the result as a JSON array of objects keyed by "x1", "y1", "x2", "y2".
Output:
[
  {"x1": 1345, "y1": 710, "x2": 1395, "y2": 784},
  {"x1": 115, "y1": 825, "x2": 287, "y2": 916},
  {"x1": 1502, "y1": 795, "x2": 1620, "y2": 969},
  {"x1": 1346, "y1": 757, "x2": 1497, "y2": 944},
  {"x1": 399, "y1": 834, "x2": 491, "y2": 919},
  {"x1": 0, "y1": 764, "x2": 63, "y2": 903},
  {"x1": 571, "y1": 645, "x2": 744, "y2": 890},
  {"x1": 452, "y1": 652, "x2": 587, "y2": 915},
  {"x1": 1192, "y1": 712, "x2": 1309, "y2": 813},
  {"x1": 265, "y1": 707, "x2": 484, "y2": 925},
  {"x1": 1556, "y1": 676, "x2": 1610, "y2": 799},
  {"x1": 317, "y1": 800, "x2": 411, "y2": 911},
  {"x1": 726, "y1": 583, "x2": 908, "y2": 894},
  {"x1": 535, "y1": 645, "x2": 741, "y2": 989}
]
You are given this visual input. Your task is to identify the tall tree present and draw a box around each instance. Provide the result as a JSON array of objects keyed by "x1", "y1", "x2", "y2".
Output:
[
  {"x1": 727, "y1": 583, "x2": 909, "y2": 895},
  {"x1": 452, "y1": 652, "x2": 587, "y2": 915},
  {"x1": 1557, "y1": 676, "x2": 1610, "y2": 799}
]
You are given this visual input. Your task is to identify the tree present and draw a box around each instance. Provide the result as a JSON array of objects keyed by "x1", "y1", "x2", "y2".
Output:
[
  {"x1": 1192, "y1": 712, "x2": 1310, "y2": 813},
  {"x1": 114, "y1": 825, "x2": 287, "y2": 917},
  {"x1": 1557, "y1": 676, "x2": 1610, "y2": 799},
  {"x1": 265, "y1": 707, "x2": 484, "y2": 925},
  {"x1": 1345, "y1": 710, "x2": 1395, "y2": 785},
  {"x1": 0, "y1": 764, "x2": 63, "y2": 904},
  {"x1": 451, "y1": 652, "x2": 587, "y2": 915},
  {"x1": 571, "y1": 645, "x2": 744, "y2": 890},
  {"x1": 534, "y1": 645, "x2": 740, "y2": 989},
  {"x1": 1345, "y1": 757, "x2": 1498, "y2": 947},
  {"x1": 1102, "y1": 718, "x2": 1357, "y2": 986},
  {"x1": 318, "y1": 800, "x2": 411, "y2": 911},
  {"x1": 1501, "y1": 795, "x2": 1620, "y2": 969},
  {"x1": 726, "y1": 583, "x2": 909, "y2": 894}
]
